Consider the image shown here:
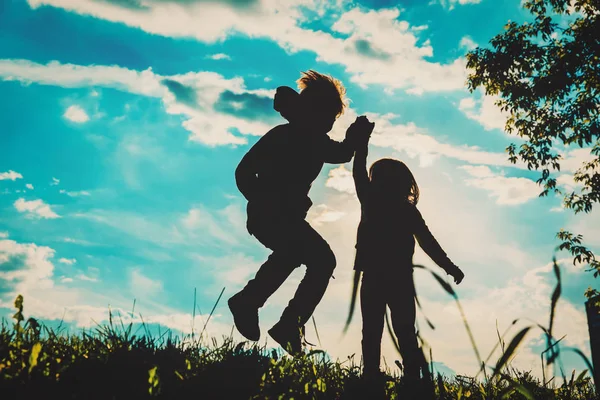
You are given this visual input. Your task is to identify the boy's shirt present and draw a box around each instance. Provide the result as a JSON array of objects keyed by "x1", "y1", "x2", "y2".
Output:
[{"x1": 236, "y1": 123, "x2": 354, "y2": 222}]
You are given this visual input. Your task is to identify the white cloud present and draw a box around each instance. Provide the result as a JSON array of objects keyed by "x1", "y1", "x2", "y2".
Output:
[
  {"x1": 0, "y1": 236, "x2": 233, "y2": 337},
  {"x1": 459, "y1": 92, "x2": 508, "y2": 131},
  {"x1": 459, "y1": 164, "x2": 493, "y2": 178},
  {"x1": 73, "y1": 210, "x2": 187, "y2": 246},
  {"x1": 459, "y1": 165, "x2": 540, "y2": 205},
  {"x1": 0, "y1": 239, "x2": 55, "y2": 294},
  {"x1": 324, "y1": 8, "x2": 467, "y2": 94},
  {"x1": 325, "y1": 165, "x2": 356, "y2": 195},
  {"x1": 555, "y1": 173, "x2": 581, "y2": 193},
  {"x1": 0, "y1": 170, "x2": 23, "y2": 181},
  {"x1": 324, "y1": 111, "x2": 524, "y2": 182},
  {"x1": 60, "y1": 189, "x2": 91, "y2": 197},
  {"x1": 13, "y1": 198, "x2": 60, "y2": 219},
  {"x1": 561, "y1": 147, "x2": 596, "y2": 173},
  {"x1": 436, "y1": 0, "x2": 482, "y2": 9},
  {"x1": 58, "y1": 258, "x2": 76, "y2": 265},
  {"x1": 25, "y1": 183, "x2": 34, "y2": 190},
  {"x1": 51, "y1": 177, "x2": 60, "y2": 186},
  {"x1": 76, "y1": 273, "x2": 98, "y2": 282},
  {"x1": 364, "y1": 114, "x2": 517, "y2": 168},
  {"x1": 62, "y1": 237, "x2": 96, "y2": 246},
  {"x1": 74, "y1": 202, "x2": 250, "y2": 250},
  {"x1": 206, "y1": 53, "x2": 231, "y2": 60},
  {"x1": 64, "y1": 105, "x2": 90, "y2": 123},
  {"x1": 193, "y1": 253, "x2": 261, "y2": 289},
  {"x1": 130, "y1": 268, "x2": 163, "y2": 297},
  {"x1": 0, "y1": 59, "x2": 274, "y2": 146},
  {"x1": 181, "y1": 204, "x2": 247, "y2": 246},
  {"x1": 459, "y1": 35, "x2": 478, "y2": 50},
  {"x1": 414, "y1": 259, "x2": 590, "y2": 376},
  {"x1": 0, "y1": 232, "x2": 8, "y2": 239},
  {"x1": 23, "y1": 2, "x2": 467, "y2": 95},
  {"x1": 307, "y1": 204, "x2": 347, "y2": 227}
]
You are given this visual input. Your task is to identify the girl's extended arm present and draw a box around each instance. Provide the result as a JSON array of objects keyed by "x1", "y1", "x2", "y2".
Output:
[
  {"x1": 413, "y1": 207, "x2": 462, "y2": 278},
  {"x1": 352, "y1": 142, "x2": 370, "y2": 203}
]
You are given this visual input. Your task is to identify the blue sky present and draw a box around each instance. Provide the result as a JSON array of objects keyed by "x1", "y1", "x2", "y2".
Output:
[{"x1": 0, "y1": 0, "x2": 597, "y2": 378}]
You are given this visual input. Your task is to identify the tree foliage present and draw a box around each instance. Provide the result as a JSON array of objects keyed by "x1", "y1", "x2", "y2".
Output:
[{"x1": 466, "y1": 0, "x2": 600, "y2": 290}]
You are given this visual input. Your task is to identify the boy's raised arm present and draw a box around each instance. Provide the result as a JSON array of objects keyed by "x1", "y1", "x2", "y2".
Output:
[
  {"x1": 323, "y1": 116, "x2": 375, "y2": 164},
  {"x1": 323, "y1": 136, "x2": 355, "y2": 164}
]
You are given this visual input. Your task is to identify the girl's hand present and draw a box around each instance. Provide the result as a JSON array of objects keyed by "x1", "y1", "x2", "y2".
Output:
[{"x1": 452, "y1": 268, "x2": 465, "y2": 285}]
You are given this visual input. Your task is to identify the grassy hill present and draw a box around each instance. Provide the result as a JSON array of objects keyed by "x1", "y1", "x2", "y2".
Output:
[{"x1": 0, "y1": 294, "x2": 597, "y2": 400}]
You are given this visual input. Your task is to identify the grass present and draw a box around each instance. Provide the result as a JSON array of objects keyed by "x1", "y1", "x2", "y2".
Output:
[{"x1": 0, "y1": 259, "x2": 598, "y2": 399}]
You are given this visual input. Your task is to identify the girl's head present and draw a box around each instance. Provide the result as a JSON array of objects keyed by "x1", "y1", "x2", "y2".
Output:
[{"x1": 369, "y1": 158, "x2": 419, "y2": 205}]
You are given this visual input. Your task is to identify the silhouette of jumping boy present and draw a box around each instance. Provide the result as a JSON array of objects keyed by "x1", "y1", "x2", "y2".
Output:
[
  {"x1": 351, "y1": 130, "x2": 465, "y2": 382},
  {"x1": 229, "y1": 70, "x2": 374, "y2": 355}
]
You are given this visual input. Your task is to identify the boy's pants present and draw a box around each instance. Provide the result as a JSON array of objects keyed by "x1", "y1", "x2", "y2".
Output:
[
  {"x1": 236, "y1": 214, "x2": 337, "y2": 329},
  {"x1": 360, "y1": 268, "x2": 427, "y2": 379}
]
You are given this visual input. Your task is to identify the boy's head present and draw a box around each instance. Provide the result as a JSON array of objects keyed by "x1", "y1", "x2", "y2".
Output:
[{"x1": 297, "y1": 70, "x2": 347, "y2": 133}]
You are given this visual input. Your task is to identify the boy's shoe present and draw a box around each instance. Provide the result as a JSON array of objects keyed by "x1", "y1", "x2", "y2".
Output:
[
  {"x1": 228, "y1": 293, "x2": 260, "y2": 341},
  {"x1": 268, "y1": 321, "x2": 303, "y2": 356}
]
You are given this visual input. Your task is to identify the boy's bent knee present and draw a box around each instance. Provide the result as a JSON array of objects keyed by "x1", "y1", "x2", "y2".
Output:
[
  {"x1": 306, "y1": 243, "x2": 336, "y2": 272},
  {"x1": 320, "y1": 247, "x2": 336, "y2": 274}
]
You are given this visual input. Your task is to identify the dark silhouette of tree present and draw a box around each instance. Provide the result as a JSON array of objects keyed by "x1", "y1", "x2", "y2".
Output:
[{"x1": 466, "y1": 0, "x2": 600, "y2": 297}]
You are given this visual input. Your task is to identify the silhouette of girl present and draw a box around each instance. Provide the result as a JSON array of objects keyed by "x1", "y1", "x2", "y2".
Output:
[{"x1": 352, "y1": 131, "x2": 465, "y2": 382}]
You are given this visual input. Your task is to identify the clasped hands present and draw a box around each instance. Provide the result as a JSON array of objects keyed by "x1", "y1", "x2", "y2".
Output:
[{"x1": 346, "y1": 115, "x2": 375, "y2": 150}]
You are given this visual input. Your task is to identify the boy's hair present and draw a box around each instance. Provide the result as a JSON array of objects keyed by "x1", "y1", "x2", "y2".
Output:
[
  {"x1": 297, "y1": 70, "x2": 347, "y2": 118},
  {"x1": 369, "y1": 158, "x2": 420, "y2": 205}
]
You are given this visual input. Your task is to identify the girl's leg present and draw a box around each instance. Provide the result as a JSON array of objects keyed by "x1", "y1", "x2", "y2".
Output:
[
  {"x1": 360, "y1": 271, "x2": 387, "y2": 377},
  {"x1": 387, "y1": 272, "x2": 424, "y2": 380}
]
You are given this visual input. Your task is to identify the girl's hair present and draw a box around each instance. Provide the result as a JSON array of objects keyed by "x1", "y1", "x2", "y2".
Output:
[{"x1": 368, "y1": 158, "x2": 420, "y2": 205}]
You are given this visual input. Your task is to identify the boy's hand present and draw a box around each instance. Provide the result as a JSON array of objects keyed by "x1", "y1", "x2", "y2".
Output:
[{"x1": 451, "y1": 268, "x2": 465, "y2": 285}]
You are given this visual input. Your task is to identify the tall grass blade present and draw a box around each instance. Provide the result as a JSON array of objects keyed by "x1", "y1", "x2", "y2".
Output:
[
  {"x1": 415, "y1": 294, "x2": 435, "y2": 330},
  {"x1": 384, "y1": 308, "x2": 401, "y2": 356},
  {"x1": 311, "y1": 316, "x2": 322, "y2": 347},
  {"x1": 492, "y1": 326, "x2": 531, "y2": 378},
  {"x1": 564, "y1": 347, "x2": 595, "y2": 385},
  {"x1": 191, "y1": 288, "x2": 196, "y2": 341},
  {"x1": 342, "y1": 270, "x2": 361, "y2": 335},
  {"x1": 547, "y1": 258, "x2": 562, "y2": 365},
  {"x1": 200, "y1": 287, "x2": 225, "y2": 339},
  {"x1": 454, "y1": 297, "x2": 483, "y2": 372}
]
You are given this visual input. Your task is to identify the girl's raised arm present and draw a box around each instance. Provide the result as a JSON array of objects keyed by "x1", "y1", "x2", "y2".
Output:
[{"x1": 352, "y1": 142, "x2": 370, "y2": 203}]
